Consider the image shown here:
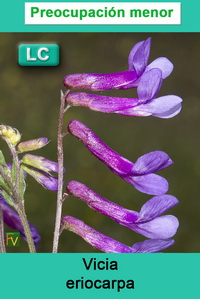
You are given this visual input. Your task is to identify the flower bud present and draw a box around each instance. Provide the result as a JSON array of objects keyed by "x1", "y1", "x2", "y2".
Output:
[
  {"x1": 22, "y1": 165, "x2": 58, "y2": 191},
  {"x1": 17, "y1": 137, "x2": 49, "y2": 153},
  {"x1": 0, "y1": 125, "x2": 21, "y2": 146},
  {"x1": 22, "y1": 154, "x2": 59, "y2": 173}
]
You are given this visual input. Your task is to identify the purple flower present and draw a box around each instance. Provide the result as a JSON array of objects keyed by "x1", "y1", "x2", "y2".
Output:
[
  {"x1": 0, "y1": 195, "x2": 41, "y2": 246},
  {"x1": 21, "y1": 155, "x2": 61, "y2": 191},
  {"x1": 67, "y1": 181, "x2": 179, "y2": 239},
  {"x1": 61, "y1": 216, "x2": 175, "y2": 253},
  {"x1": 22, "y1": 165, "x2": 58, "y2": 191},
  {"x1": 64, "y1": 37, "x2": 173, "y2": 91},
  {"x1": 66, "y1": 69, "x2": 182, "y2": 119},
  {"x1": 68, "y1": 120, "x2": 173, "y2": 195}
]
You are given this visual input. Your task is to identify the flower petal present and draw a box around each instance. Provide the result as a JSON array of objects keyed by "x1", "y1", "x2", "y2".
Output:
[
  {"x1": 128, "y1": 37, "x2": 151, "y2": 76},
  {"x1": 146, "y1": 57, "x2": 174, "y2": 79},
  {"x1": 118, "y1": 95, "x2": 182, "y2": 118},
  {"x1": 64, "y1": 71, "x2": 138, "y2": 91},
  {"x1": 136, "y1": 95, "x2": 183, "y2": 117},
  {"x1": 91, "y1": 71, "x2": 138, "y2": 90},
  {"x1": 67, "y1": 180, "x2": 139, "y2": 223},
  {"x1": 22, "y1": 165, "x2": 58, "y2": 191},
  {"x1": 22, "y1": 154, "x2": 60, "y2": 173},
  {"x1": 130, "y1": 215, "x2": 179, "y2": 239},
  {"x1": 62, "y1": 216, "x2": 133, "y2": 253},
  {"x1": 131, "y1": 238, "x2": 175, "y2": 253},
  {"x1": 114, "y1": 107, "x2": 152, "y2": 117},
  {"x1": 128, "y1": 41, "x2": 145, "y2": 69},
  {"x1": 137, "y1": 68, "x2": 163, "y2": 102},
  {"x1": 152, "y1": 102, "x2": 182, "y2": 119},
  {"x1": 68, "y1": 120, "x2": 134, "y2": 176},
  {"x1": 133, "y1": 151, "x2": 173, "y2": 175},
  {"x1": 67, "y1": 92, "x2": 138, "y2": 113},
  {"x1": 125, "y1": 173, "x2": 169, "y2": 195},
  {"x1": 137, "y1": 195, "x2": 179, "y2": 222}
]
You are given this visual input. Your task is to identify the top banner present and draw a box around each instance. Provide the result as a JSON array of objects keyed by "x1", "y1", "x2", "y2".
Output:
[
  {"x1": 0, "y1": 0, "x2": 200, "y2": 32},
  {"x1": 25, "y1": 2, "x2": 181, "y2": 25}
]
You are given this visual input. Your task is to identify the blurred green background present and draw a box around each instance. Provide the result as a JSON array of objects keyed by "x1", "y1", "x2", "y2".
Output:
[{"x1": 0, "y1": 33, "x2": 198, "y2": 253}]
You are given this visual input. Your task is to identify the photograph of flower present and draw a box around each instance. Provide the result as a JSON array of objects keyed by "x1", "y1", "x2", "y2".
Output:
[{"x1": 0, "y1": 33, "x2": 198, "y2": 253}]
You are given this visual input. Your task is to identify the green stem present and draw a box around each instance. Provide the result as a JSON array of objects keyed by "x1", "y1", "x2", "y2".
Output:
[
  {"x1": 0, "y1": 206, "x2": 6, "y2": 253},
  {"x1": 5, "y1": 141, "x2": 20, "y2": 195},
  {"x1": 15, "y1": 203, "x2": 36, "y2": 253},
  {"x1": 52, "y1": 91, "x2": 70, "y2": 253}
]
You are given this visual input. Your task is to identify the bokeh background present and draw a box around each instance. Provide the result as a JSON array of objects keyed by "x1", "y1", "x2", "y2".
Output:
[{"x1": 0, "y1": 33, "x2": 198, "y2": 253}]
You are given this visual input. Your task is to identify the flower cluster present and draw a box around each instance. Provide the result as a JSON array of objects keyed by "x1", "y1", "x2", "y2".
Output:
[
  {"x1": 64, "y1": 38, "x2": 182, "y2": 119},
  {"x1": 64, "y1": 37, "x2": 173, "y2": 91},
  {"x1": 0, "y1": 129, "x2": 60, "y2": 247},
  {"x1": 61, "y1": 38, "x2": 182, "y2": 253}
]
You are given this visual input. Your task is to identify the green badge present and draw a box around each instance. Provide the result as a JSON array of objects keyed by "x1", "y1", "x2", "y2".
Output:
[
  {"x1": 5, "y1": 232, "x2": 20, "y2": 247},
  {"x1": 18, "y1": 44, "x2": 60, "y2": 66}
]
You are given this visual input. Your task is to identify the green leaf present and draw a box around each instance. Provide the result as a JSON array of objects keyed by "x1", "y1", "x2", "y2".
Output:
[
  {"x1": 0, "y1": 176, "x2": 11, "y2": 194},
  {"x1": 0, "y1": 150, "x2": 6, "y2": 167},
  {"x1": 1, "y1": 191, "x2": 14, "y2": 206}
]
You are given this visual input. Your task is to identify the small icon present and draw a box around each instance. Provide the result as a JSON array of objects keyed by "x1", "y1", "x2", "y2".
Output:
[
  {"x1": 18, "y1": 44, "x2": 60, "y2": 66},
  {"x1": 6, "y1": 232, "x2": 20, "y2": 247}
]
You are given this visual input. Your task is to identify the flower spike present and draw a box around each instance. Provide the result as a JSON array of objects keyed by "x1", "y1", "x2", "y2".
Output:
[
  {"x1": 68, "y1": 120, "x2": 173, "y2": 195},
  {"x1": 62, "y1": 216, "x2": 175, "y2": 253},
  {"x1": 64, "y1": 38, "x2": 173, "y2": 91},
  {"x1": 67, "y1": 181, "x2": 179, "y2": 239}
]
